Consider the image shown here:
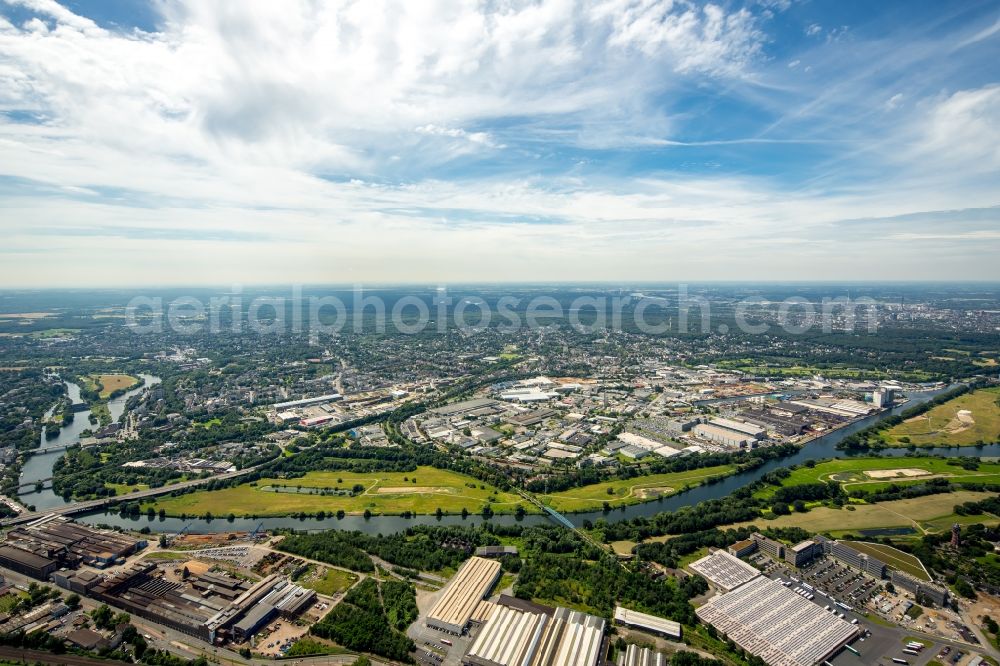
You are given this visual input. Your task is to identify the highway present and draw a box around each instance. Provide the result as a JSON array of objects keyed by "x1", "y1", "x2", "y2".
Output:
[{"x1": 1, "y1": 461, "x2": 273, "y2": 527}]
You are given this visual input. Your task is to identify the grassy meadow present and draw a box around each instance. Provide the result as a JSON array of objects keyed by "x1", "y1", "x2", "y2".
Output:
[{"x1": 144, "y1": 466, "x2": 530, "y2": 517}]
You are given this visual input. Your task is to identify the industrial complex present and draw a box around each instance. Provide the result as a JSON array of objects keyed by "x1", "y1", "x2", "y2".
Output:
[
  {"x1": 464, "y1": 595, "x2": 606, "y2": 666},
  {"x1": 426, "y1": 555, "x2": 502, "y2": 634},
  {"x1": 696, "y1": 575, "x2": 860, "y2": 666}
]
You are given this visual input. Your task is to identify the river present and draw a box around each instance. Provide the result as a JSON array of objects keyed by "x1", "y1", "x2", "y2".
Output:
[
  {"x1": 19, "y1": 374, "x2": 162, "y2": 510},
  {"x1": 74, "y1": 384, "x2": 1000, "y2": 535}
]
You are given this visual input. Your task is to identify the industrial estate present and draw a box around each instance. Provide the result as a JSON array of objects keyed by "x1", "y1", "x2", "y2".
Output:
[{"x1": 0, "y1": 285, "x2": 998, "y2": 666}]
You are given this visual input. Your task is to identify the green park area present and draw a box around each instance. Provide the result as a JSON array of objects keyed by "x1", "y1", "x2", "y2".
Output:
[
  {"x1": 539, "y1": 464, "x2": 737, "y2": 512},
  {"x1": 741, "y1": 490, "x2": 998, "y2": 537},
  {"x1": 756, "y1": 456, "x2": 1000, "y2": 498},
  {"x1": 881, "y1": 387, "x2": 1000, "y2": 447},
  {"x1": 144, "y1": 466, "x2": 530, "y2": 517}
]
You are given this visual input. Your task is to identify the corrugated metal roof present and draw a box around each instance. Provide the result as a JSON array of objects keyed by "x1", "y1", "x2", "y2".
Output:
[{"x1": 427, "y1": 556, "x2": 501, "y2": 631}]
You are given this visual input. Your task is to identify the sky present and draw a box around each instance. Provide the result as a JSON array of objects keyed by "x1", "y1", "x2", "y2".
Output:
[{"x1": 0, "y1": 0, "x2": 998, "y2": 287}]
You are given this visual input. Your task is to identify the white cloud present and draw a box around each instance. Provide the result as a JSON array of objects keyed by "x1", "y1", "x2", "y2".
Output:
[
  {"x1": 0, "y1": 1, "x2": 996, "y2": 285},
  {"x1": 414, "y1": 124, "x2": 503, "y2": 149},
  {"x1": 885, "y1": 93, "x2": 904, "y2": 110},
  {"x1": 910, "y1": 85, "x2": 1000, "y2": 171},
  {"x1": 805, "y1": 23, "x2": 822, "y2": 37}
]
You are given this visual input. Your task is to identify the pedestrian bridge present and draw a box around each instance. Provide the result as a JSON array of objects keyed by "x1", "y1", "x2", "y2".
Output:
[{"x1": 542, "y1": 506, "x2": 576, "y2": 530}]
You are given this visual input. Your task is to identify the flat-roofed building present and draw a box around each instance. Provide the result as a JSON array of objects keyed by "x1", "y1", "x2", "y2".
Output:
[
  {"x1": 692, "y1": 423, "x2": 754, "y2": 448},
  {"x1": 430, "y1": 398, "x2": 499, "y2": 417},
  {"x1": 728, "y1": 539, "x2": 758, "y2": 558},
  {"x1": 696, "y1": 576, "x2": 859, "y2": 666},
  {"x1": 426, "y1": 556, "x2": 502, "y2": 634},
  {"x1": 464, "y1": 598, "x2": 605, "y2": 666},
  {"x1": 752, "y1": 533, "x2": 786, "y2": 560},
  {"x1": 709, "y1": 418, "x2": 766, "y2": 440},
  {"x1": 689, "y1": 550, "x2": 760, "y2": 592},
  {"x1": 614, "y1": 606, "x2": 681, "y2": 639},
  {"x1": 0, "y1": 545, "x2": 57, "y2": 579},
  {"x1": 785, "y1": 540, "x2": 818, "y2": 567}
]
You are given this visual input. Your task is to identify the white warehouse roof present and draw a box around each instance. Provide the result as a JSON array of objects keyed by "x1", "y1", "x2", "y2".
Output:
[{"x1": 696, "y1": 576, "x2": 859, "y2": 666}]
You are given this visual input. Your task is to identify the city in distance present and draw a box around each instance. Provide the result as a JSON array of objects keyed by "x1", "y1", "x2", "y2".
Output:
[{"x1": 0, "y1": 0, "x2": 999, "y2": 666}]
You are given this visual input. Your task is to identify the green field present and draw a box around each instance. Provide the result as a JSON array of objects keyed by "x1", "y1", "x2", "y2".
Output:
[
  {"x1": 882, "y1": 387, "x2": 1000, "y2": 447},
  {"x1": 28, "y1": 328, "x2": 81, "y2": 339},
  {"x1": 302, "y1": 568, "x2": 359, "y2": 595},
  {"x1": 756, "y1": 456, "x2": 1000, "y2": 499},
  {"x1": 106, "y1": 482, "x2": 150, "y2": 495},
  {"x1": 92, "y1": 373, "x2": 139, "y2": 398},
  {"x1": 145, "y1": 466, "x2": 530, "y2": 517},
  {"x1": 839, "y1": 540, "x2": 930, "y2": 580},
  {"x1": 539, "y1": 464, "x2": 737, "y2": 512},
  {"x1": 740, "y1": 490, "x2": 998, "y2": 535}
]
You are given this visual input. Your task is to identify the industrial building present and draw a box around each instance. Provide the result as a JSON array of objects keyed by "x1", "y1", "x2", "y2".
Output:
[
  {"x1": 273, "y1": 394, "x2": 342, "y2": 410},
  {"x1": 689, "y1": 550, "x2": 761, "y2": 592},
  {"x1": 617, "y1": 644, "x2": 666, "y2": 666},
  {"x1": 463, "y1": 596, "x2": 606, "y2": 666},
  {"x1": 738, "y1": 409, "x2": 811, "y2": 437},
  {"x1": 613, "y1": 606, "x2": 681, "y2": 639},
  {"x1": 1, "y1": 515, "x2": 143, "y2": 575},
  {"x1": 90, "y1": 564, "x2": 313, "y2": 645},
  {"x1": 0, "y1": 544, "x2": 58, "y2": 579},
  {"x1": 426, "y1": 556, "x2": 502, "y2": 634},
  {"x1": 52, "y1": 568, "x2": 102, "y2": 595},
  {"x1": 429, "y1": 398, "x2": 499, "y2": 417},
  {"x1": 692, "y1": 423, "x2": 755, "y2": 448},
  {"x1": 872, "y1": 388, "x2": 895, "y2": 409},
  {"x1": 708, "y1": 418, "x2": 765, "y2": 440},
  {"x1": 474, "y1": 545, "x2": 519, "y2": 558},
  {"x1": 696, "y1": 576, "x2": 860, "y2": 666}
]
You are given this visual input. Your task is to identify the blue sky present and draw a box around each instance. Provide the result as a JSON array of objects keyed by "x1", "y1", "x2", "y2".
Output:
[{"x1": 0, "y1": 0, "x2": 998, "y2": 286}]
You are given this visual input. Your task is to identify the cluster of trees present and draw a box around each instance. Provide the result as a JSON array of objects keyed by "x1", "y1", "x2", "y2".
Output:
[
  {"x1": 278, "y1": 525, "x2": 502, "y2": 572},
  {"x1": 635, "y1": 526, "x2": 812, "y2": 569},
  {"x1": 277, "y1": 530, "x2": 375, "y2": 572},
  {"x1": 597, "y1": 488, "x2": 763, "y2": 543},
  {"x1": 310, "y1": 578, "x2": 415, "y2": 662},
  {"x1": 512, "y1": 530, "x2": 703, "y2": 625}
]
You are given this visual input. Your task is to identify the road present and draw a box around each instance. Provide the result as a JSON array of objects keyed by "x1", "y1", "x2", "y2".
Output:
[{"x1": 1, "y1": 460, "x2": 274, "y2": 527}]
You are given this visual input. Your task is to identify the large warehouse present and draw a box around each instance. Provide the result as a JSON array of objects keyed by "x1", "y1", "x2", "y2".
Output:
[
  {"x1": 695, "y1": 576, "x2": 859, "y2": 666},
  {"x1": 613, "y1": 606, "x2": 681, "y2": 639},
  {"x1": 464, "y1": 597, "x2": 606, "y2": 666},
  {"x1": 426, "y1": 556, "x2": 502, "y2": 634},
  {"x1": 689, "y1": 550, "x2": 761, "y2": 592}
]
